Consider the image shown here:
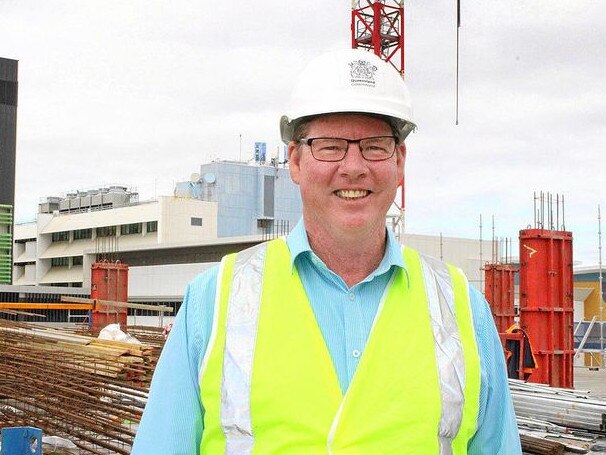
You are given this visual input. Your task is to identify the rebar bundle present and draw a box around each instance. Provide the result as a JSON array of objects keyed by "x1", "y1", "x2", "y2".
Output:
[
  {"x1": 0, "y1": 319, "x2": 162, "y2": 454},
  {"x1": 126, "y1": 325, "x2": 167, "y2": 349},
  {"x1": 510, "y1": 379, "x2": 606, "y2": 435}
]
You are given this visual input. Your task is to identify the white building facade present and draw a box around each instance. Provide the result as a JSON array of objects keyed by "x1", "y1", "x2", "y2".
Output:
[
  {"x1": 13, "y1": 196, "x2": 217, "y2": 288},
  {"x1": 13, "y1": 162, "x2": 302, "y2": 293}
]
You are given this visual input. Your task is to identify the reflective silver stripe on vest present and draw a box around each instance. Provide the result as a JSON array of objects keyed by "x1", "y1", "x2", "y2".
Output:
[
  {"x1": 419, "y1": 253, "x2": 465, "y2": 455},
  {"x1": 221, "y1": 243, "x2": 268, "y2": 454}
]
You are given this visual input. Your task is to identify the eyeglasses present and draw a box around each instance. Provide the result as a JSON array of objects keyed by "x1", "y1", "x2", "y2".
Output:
[{"x1": 298, "y1": 136, "x2": 397, "y2": 162}]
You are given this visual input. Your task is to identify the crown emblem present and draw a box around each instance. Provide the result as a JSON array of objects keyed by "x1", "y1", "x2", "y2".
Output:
[{"x1": 349, "y1": 59, "x2": 377, "y2": 87}]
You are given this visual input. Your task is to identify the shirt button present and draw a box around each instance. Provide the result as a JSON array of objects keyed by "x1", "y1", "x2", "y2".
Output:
[
  {"x1": 352, "y1": 350, "x2": 361, "y2": 358},
  {"x1": 348, "y1": 292, "x2": 355, "y2": 301}
]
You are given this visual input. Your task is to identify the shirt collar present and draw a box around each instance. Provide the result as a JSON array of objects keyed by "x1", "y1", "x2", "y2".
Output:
[{"x1": 286, "y1": 218, "x2": 407, "y2": 276}]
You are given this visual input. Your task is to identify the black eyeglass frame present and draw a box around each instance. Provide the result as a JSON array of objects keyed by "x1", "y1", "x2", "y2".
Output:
[{"x1": 298, "y1": 135, "x2": 399, "y2": 162}]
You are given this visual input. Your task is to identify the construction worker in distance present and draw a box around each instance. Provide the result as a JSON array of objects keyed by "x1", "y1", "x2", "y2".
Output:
[{"x1": 133, "y1": 48, "x2": 522, "y2": 454}]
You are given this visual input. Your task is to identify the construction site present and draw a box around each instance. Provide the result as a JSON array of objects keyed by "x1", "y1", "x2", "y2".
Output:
[{"x1": 1, "y1": 1, "x2": 606, "y2": 454}]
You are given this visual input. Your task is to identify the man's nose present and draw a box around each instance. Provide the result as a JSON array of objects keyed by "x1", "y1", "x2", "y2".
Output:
[{"x1": 339, "y1": 143, "x2": 368, "y2": 175}]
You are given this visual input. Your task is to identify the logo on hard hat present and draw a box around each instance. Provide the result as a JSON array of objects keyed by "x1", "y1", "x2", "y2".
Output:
[{"x1": 349, "y1": 60, "x2": 377, "y2": 87}]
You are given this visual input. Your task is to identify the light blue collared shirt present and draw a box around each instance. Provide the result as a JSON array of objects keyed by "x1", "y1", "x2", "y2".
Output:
[{"x1": 133, "y1": 220, "x2": 521, "y2": 454}]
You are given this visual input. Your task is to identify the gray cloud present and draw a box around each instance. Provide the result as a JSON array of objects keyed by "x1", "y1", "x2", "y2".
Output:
[{"x1": 1, "y1": 0, "x2": 604, "y2": 263}]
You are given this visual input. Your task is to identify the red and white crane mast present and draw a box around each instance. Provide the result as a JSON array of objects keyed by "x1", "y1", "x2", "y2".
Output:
[
  {"x1": 351, "y1": 0, "x2": 405, "y2": 76},
  {"x1": 351, "y1": 0, "x2": 407, "y2": 237}
]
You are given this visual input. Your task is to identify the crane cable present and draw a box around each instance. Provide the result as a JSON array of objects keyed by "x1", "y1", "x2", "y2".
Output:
[{"x1": 456, "y1": 0, "x2": 461, "y2": 125}]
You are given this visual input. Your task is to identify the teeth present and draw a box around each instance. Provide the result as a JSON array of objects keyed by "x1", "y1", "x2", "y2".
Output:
[{"x1": 336, "y1": 189, "x2": 369, "y2": 199}]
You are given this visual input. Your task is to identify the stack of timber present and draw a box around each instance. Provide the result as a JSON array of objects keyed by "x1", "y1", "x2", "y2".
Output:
[
  {"x1": 0, "y1": 318, "x2": 159, "y2": 454},
  {"x1": 520, "y1": 434, "x2": 565, "y2": 455}
]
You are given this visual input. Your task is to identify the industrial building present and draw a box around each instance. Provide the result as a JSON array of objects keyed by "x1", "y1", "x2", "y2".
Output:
[
  {"x1": 174, "y1": 160, "x2": 302, "y2": 237},
  {"x1": 574, "y1": 266, "x2": 606, "y2": 321},
  {"x1": 573, "y1": 266, "x2": 606, "y2": 367},
  {"x1": 13, "y1": 161, "x2": 300, "y2": 292},
  {"x1": 0, "y1": 57, "x2": 18, "y2": 285}
]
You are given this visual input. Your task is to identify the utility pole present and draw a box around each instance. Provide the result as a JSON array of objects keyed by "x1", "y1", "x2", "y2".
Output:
[
  {"x1": 479, "y1": 214, "x2": 483, "y2": 293},
  {"x1": 598, "y1": 204, "x2": 604, "y2": 367}
]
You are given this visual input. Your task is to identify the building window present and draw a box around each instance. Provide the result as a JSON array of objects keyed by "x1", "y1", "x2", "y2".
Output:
[
  {"x1": 73, "y1": 228, "x2": 92, "y2": 240},
  {"x1": 51, "y1": 257, "x2": 69, "y2": 267},
  {"x1": 146, "y1": 221, "x2": 158, "y2": 233},
  {"x1": 96, "y1": 226, "x2": 116, "y2": 237},
  {"x1": 120, "y1": 223, "x2": 142, "y2": 235},
  {"x1": 257, "y1": 218, "x2": 273, "y2": 229},
  {"x1": 263, "y1": 175, "x2": 275, "y2": 217},
  {"x1": 191, "y1": 217, "x2": 203, "y2": 227},
  {"x1": 14, "y1": 260, "x2": 35, "y2": 266},
  {"x1": 51, "y1": 231, "x2": 69, "y2": 242},
  {"x1": 0, "y1": 80, "x2": 18, "y2": 107},
  {"x1": 72, "y1": 256, "x2": 83, "y2": 266},
  {"x1": 15, "y1": 238, "x2": 36, "y2": 244}
]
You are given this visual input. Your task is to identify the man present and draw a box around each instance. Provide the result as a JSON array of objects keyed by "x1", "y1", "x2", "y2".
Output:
[{"x1": 133, "y1": 48, "x2": 521, "y2": 454}]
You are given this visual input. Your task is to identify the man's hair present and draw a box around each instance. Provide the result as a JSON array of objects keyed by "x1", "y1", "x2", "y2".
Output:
[
  {"x1": 292, "y1": 113, "x2": 401, "y2": 145},
  {"x1": 292, "y1": 118, "x2": 312, "y2": 143}
]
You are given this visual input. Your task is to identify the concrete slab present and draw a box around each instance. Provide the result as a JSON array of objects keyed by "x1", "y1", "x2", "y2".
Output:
[{"x1": 575, "y1": 367, "x2": 606, "y2": 398}]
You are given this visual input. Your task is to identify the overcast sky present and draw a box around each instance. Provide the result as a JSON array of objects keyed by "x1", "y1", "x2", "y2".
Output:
[{"x1": 0, "y1": 0, "x2": 604, "y2": 264}]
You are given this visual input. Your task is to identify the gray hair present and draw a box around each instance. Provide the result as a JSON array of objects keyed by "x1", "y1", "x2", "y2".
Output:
[{"x1": 291, "y1": 113, "x2": 401, "y2": 145}]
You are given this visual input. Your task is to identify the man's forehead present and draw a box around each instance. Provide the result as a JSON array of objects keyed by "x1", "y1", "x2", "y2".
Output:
[{"x1": 307, "y1": 113, "x2": 393, "y2": 130}]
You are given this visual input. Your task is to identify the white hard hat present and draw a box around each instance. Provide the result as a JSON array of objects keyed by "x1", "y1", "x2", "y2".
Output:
[{"x1": 280, "y1": 48, "x2": 416, "y2": 144}]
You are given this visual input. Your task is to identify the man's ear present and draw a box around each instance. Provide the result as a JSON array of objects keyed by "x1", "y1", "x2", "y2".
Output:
[
  {"x1": 396, "y1": 143, "x2": 406, "y2": 182},
  {"x1": 288, "y1": 142, "x2": 301, "y2": 185}
]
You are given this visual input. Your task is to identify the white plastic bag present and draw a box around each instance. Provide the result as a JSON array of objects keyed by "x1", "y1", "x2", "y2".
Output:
[
  {"x1": 42, "y1": 435, "x2": 78, "y2": 450},
  {"x1": 98, "y1": 323, "x2": 141, "y2": 344}
]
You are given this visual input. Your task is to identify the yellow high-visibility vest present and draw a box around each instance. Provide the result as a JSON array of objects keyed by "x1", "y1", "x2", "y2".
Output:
[{"x1": 200, "y1": 239, "x2": 481, "y2": 454}]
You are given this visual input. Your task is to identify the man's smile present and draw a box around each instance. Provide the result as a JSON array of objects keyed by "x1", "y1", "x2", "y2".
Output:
[{"x1": 334, "y1": 189, "x2": 371, "y2": 200}]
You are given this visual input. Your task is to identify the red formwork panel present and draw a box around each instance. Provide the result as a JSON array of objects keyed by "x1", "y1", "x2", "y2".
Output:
[
  {"x1": 90, "y1": 262, "x2": 129, "y2": 332},
  {"x1": 518, "y1": 229, "x2": 574, "y2": 388},
  {"x1": 484, "y1": 264, "x2": 516, "y2": 333}
]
